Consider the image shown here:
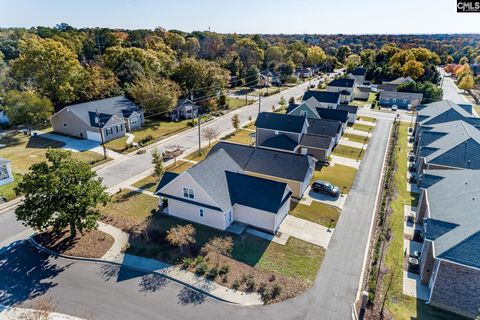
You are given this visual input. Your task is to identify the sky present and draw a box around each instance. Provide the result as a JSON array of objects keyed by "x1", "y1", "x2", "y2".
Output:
[{"x1": 1, "y1": 0, "x2": 479, "y2": 34}]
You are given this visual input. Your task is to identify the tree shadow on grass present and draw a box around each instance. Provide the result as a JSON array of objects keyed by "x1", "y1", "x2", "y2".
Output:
[
  {"x1": 177, "y1": 286, "x2": 206, "y2": 305},
  {"x1": 0, "y1": 242, "x2": 70, "y2": 306}
]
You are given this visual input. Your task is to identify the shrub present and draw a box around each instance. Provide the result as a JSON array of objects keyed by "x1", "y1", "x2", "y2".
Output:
[
  {"x1": 271, "y1": 284, "x2": 282, "y2": 298},
  {"x1": 219, "y1": 264, "x2": 230, "y2": 275},
  {"x1": 195, "y1": 262, "x2": 207, "y2": 275},
  {"x1": 261, "y1": 288, "x2": 273, "y2": 304},
  {"x1": 181, "y1": 257, "x2": 195, "y2": 269},
  {"x1": 232, "y1": 280, "x2": 240, "y2": 290},
  {"x1": 221, "y1": 275, "x2": 228, "y2": 284},
  {"x1": 207, "y1": 267, "x2": 219, "y2": 280},
  {"x1": 268, "y1": 274, "x2": 276, "y2": 282},
  {"x1": 257, "y1": 282, "x2": 267, "y2": 294},
  {"x1": 139, "y1": 135, "x2": 153, "y2": 144},
  {"x1": 244, "y1": 274, "x2": 256, "y2": 292},
  {"x1": 194, "y1": 256, "x2": 204, "y2": 265},
  {"x1": 136, "y1": 149, "x2": 146, "y2": 154}
]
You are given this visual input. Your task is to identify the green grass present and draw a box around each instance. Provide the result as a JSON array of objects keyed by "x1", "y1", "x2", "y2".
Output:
[
  {"x1": 312, "y1": 164, "x2": 357, "y2": 194},
  {"x1": 0, "y1": 173, "x2": 22, "y2": 201},
  {"x1": 127, "y1": 213, "x2": 324, "y2": 284},
  {"x1": 183, "y1": 143, "x2": 217, "y2": 162},
  {"x1": 332, "y1": 144, "x2": 365, "y2": 160},
  {"x1": 342, "y1": 133, "x2": 370, "y2": 144},
  {"x1": 349, "y1": 100, "x2": 368, "y2": 107},
  {"x1": 357, "y1": 116, "x2": 376, "y2": 123},
  {"x1": 133, "y1": 160, "x2": 196, "y2": 192},
  {"x1": 289, "y1": 201, "x2": 341, "y2": 227},
  {"x1": 352, "y1": 122, "x2": 375, "y2": 133},
  {"x1": 105, "y1": 119, "x2": 191, "y2": 153},
  {"x1": 222, "y1": 128, "x2": 255, "y2": 145},
  {"x1": 474, "y1": 105, "x2": 480, "y2": 116},
  {"x1": 226, "y1": 97, "x2": 254, "y2": 110}
]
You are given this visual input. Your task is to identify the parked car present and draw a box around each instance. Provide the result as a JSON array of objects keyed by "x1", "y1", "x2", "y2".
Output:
[
  {"x1": 392, "y1": 105, "x2": 398, "y2": 111},
  {"x1": 409, "y1": 175, "x2": 417, "y2": 184},
  {"x1": 406, "y1": 212, "x2": 416, "y2": 223},
  {"x1": 410, "y1": 250, "x2": 421, "y2": 259},
  {"x1": 408, "y1": 163, "x2": 416, "y2": 172},
  {"x1": 408, "y1": 257, "x2": 420, "y2": 274},
  {"x1": 413, "y1": 229, "x2": 424, "y2": 243},
  {"x1": 311, "y1": 180, "x2": 340, "y2": 197}
]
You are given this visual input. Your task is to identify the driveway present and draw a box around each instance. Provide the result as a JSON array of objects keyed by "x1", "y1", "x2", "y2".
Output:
[
  {"x1": 297, "y1": 186, "x2": 347, "y2": 209},
  {"x1": 38, "y1": 132, "x2": 100, "y2": 152},
  {"x1": 278, "y1": 215, "x2": 332, "y2": 249}
]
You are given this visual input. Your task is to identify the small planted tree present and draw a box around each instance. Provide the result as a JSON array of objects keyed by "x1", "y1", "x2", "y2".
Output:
[
  {"x1": 166, "y1": 224, "x2": 196, "y2": 254},
  {"x1": 15, "y1": 149, "x2": 109, "y2": 238},
  {"x1": 231, "y1": 114, "x2": 240, "y2": 134},
  {"x1": 202, "y1": 127, "x2": 219, "y2": 147},
  {"x1": 151, "y1": 148, "x2": 165, "y2": 177},
  {"x1": 201, "y1": 236, "x2": 233, "y2": 267},
  {"x1": 279, "y1": 96, "x2": 286, "y2": 108}
]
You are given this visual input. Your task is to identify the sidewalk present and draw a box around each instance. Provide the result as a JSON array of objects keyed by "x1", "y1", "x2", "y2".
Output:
[{"x1": 0, "y1": 306, "x2": 85, "y2": 320}]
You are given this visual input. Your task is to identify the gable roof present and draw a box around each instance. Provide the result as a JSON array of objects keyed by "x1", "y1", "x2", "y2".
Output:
[
  {"x1": 316, "y1": 108, "x2": 349, "y2": 123},
  {"x1": 255, "y1": 112, "x2": 307, "y2": 134},
  {"x1": 417, "y1": 100, "x2": 474, "y2": 126},
  {"x1": 337, "y1": 105, "x2": 359, "y2": 114},
  {"x1": 208, "y1": 142, "x2": 315, "y2": 182},
  {"x1": 88, "y1": 112, "x2": 114, "y2": 128},
  {"x1": 287, "y1": 98, "x2": 321, "y2": 118},
  {"x1": 349, "y1": 67, "x2": 366, "y2": 76},
  {"x1": 299, "y1": 134, "x2": 334, "y2": 150},
  {"x1": 379, "y1": 90, "x2": 423, "y2": 102},
  {"x1": 384, "y1": 76, "x2": 415, "y2": 85},
  {"x1": 155, "y1": 172, "x2": 179, "y2": 193},
  {"x1": 419, "y1": 120, "x2": 480, "y2": 169},
  {"x1": 421, "y1": 169, "x2": 480, "y2": 268},
  {"x1": 225, "y1": 171, "x2": 291, "y2": 213},
  {"x1": 328, "y1": 78, "x2": 355, "y2": 88},
  {"x1": 302, "y1": 91, "x2": 341, "y2": 104},
  {"x1": 54, "y1": 96, "x2": 141, "y2": 128},
  {"x1": 307, "y1": 118, "x2": 342, "y2": 137},
  {"x1": 259, "y1": 135, "x2": 298, "y2": 152}
]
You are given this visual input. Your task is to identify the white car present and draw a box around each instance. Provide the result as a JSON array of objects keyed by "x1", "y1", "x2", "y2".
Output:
[{"x1": 392, "y1": 105, "x2": 398, "y2": 111}]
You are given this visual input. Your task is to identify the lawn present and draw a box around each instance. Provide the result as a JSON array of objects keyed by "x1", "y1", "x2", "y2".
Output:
[
  {"x1": 342, "y1": 133, "x2": 370, "y2": 144},
  {"x1": 226, "y1": 97, "x2": 254, "y2": 110},
  {"x1": 222, "y1": 127, "x2": 255, "y2": 145},
  {"x1": 332, "y1": 144, "x2": 365, "y2": 160},
  {"x1": 289, "y1": 201, "x2": 341, "y2": 228},
  {"x1": 352, "y1": 122, "x2": 375, "y2": 133},
  {"x1": 357, "y1": 116, "x2": 376, "y2": 123},
  {"x1": 312, "y1": 164, "x2": 357, "y2": 194},
  {"x1": 0, "y1": 173, "x2": 22, "y2": 201},
  {"x1": 133, "y1": 160, "x2": 196, "y2": 192},
  {"x1": 0, "y1": 132, "x2": 109, "y2": 175},
  {"x1": 183, "y1": 143, "x2": 217, "y2": 162},
  {"x1": 474, "y1": 105, "x2": 480, "y2": 116},
  {"x1": 105, "y1": 118, "x2": 191, "y2": 153}
]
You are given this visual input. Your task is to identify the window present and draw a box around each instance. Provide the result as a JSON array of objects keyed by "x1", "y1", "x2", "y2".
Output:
[
  {"x1": 300, "y1": 110, "x2": 308, "y2": 117},
  {"x1": 275, "y1": 130, "x2": 279, "y2": 135},
  {"x1": 131, "y1": 117, "x2": 139, "y2": 126},
  {"x1": 392, "y1": 98, "x2": 396, "y2": 103},
  {"x1": 105, "y1": 127, "x2": 113, "y2": 136},
  {"x1": 0, "y1": 165, "x2": 8, "y2": 180},
  {"x1": 116, "y1": 124, "x2": 123, "y2": 133},
  {"x1": 199, "y1": 208, "x2": 204, "y2": 218},
  {"x1": 403, "y1": 99, "x2": 408, "y2": 104},
  {"x1": 183, "y1": 187, "x2": 195, "y2": 199}
]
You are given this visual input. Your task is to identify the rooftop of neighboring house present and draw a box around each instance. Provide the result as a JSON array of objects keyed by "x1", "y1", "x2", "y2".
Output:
[
  {"x1": 316, "y1": 108, "x2": 349, "y2": 123},
  {"x1": 375, "y1": 83, "x2": 400, "y2": 92},
  {"x1": 355, "y1": 85, "x2": 371, "y2": 92},
  {"x1": 299, "y1": 134, "x2": 334, "y2": 149},
  {"x1": 420, "y1": 169, "x2": 480, "y2": 269},
  {"x1": 208, "y1": 141, "x2": 316, "y2": 182},
  {"x1": 379, "y1": 90, "x2": 423, "y2": 102},
  {"x1": 52, "y1": 96, "x2": 141, "y2": 128},
  {"x1": 255, "y1": 112, "x2": 307, "y2": 134},
  {"x1": 416, "y1": 100, "x2": 474, "y2": 126},
  {"x1": 259, "y1": 134, "x2": 298, "y2": 152},
  {"x1": 337, "y1": 105, "x2": 359, "y2": 114},
  {"x1": 156, "y1": 149, "x2": 291, "y2": 213},
  {"x1": 302, "y1": 91, "x2": 341, "y2": 104},
  {"x1": 175, "y1": 98, "x2": 200, "y2": 109},
  {"x1": 307, "y1": 118, "x2": 342, "y2": 137},
  {"x1": 418, "y1": 120, "x2": 480, "y2": 169},
  {"x1": 327, "y1": 78, "x2": 355, "y2": 88},
  {"x1": 0, "y1": 157, "x2": 10, "y2": 165},
  {"x1": 348, "y1": 67, "x2": 367, "y2": 76},
  {"x1": 383, "y1": 76, "x2": 415, "y2": 85}
]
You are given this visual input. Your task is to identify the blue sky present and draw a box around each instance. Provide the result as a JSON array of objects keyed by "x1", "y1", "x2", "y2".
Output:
[{"x1": 1, "y1": 0, "x2": 478, "y2": 34}]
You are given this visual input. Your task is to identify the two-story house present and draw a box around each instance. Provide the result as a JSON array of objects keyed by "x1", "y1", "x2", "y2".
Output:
[
  {"x1": 326, "y1": 78, "x2": 355, "y2": 103},
  {"x1": 347, "y1": 67, "x2": 367, "y2": 85}
]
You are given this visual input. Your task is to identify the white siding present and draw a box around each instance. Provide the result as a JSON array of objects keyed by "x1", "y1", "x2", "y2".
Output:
[
  {"x1": 167, "y1": 199, "x2": 226, "y2": 230},
  {"x1": 233, "y1": 204, "x2": 276, "y2": 233}
]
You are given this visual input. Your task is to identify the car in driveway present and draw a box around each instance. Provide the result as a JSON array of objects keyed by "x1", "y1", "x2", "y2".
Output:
[
  {"x1": 408, "y1": 257, "x2": 420, "y2": 274},
  {"x1": 311, "y1": 180, "x2": 340, "y2": 197}
]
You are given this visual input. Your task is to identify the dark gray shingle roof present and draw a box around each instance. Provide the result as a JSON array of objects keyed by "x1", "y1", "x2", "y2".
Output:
[
  {"x1": 349, "y1": 67, "x2": 366, "y2": 76},
  {"x1": 337, "y1": 105, "x2": 359, "y2": 114},
  {"x1": 328, "y1": 78, "x2": 355, "y2": 88},
  {"x1": 307, "y1": 118, "x2": 342, "y2": 137},
  {"x1": 299, "y1": 134, "x2": 333, "y2": 150},
  {"x1": 316, "y1": 108, "x2": 348, "y2": 123},
  {"x1": 260, "y1": 135, "x2": 298, "y2": 151},
  {"x1": 302, "y1": 91, "x2": 340, "y2": 104},
  {"x1": 255, "y1": 112, "x2": 306, "y2": 134}
]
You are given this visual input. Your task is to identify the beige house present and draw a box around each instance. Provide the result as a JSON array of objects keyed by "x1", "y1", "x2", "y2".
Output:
[
  {"x1": 0, "y1": 158, "x2": 13, "y2": 187},
  {"x1": 155, "y1": 149, "x2": 292, "y2": 233}
]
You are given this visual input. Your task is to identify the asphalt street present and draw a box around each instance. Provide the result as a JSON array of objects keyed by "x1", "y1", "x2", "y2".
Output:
[{"x1": 438, "y1": 67, "x2": 470, "y2": 104}]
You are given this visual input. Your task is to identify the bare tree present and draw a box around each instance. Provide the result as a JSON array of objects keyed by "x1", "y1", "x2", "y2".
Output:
[
  {"x1": 20, "y1": 296, "x2": 56, "y2": 320},
  {"x1": 202, "y1": 127, "x2": 219, "y2": 147},
  {"x1": 166, "y1": 224, "x2": 196, "y2": 254},
  {"x1": 201, "y1": 236, "x2": 233, "y2": 266}
]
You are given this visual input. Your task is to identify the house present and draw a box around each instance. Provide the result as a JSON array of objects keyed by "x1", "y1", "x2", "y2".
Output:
[
  {"x1": 254, "y1": 112, "x2": 338, "y2": 162},
  {"x1": 0, "y1": 110, "x2": 9, "y2": 125},
  {"x1": 378, "y1": 91, "x2": 423, "y2": 110},
  {"x1": 415, "y1": 120, "x2": 480, "y2": 178},
  {"x1": 414, "y1": 100, "x2": 477, "y2": 146},
  {"x1": 353, "y1": 85, "x2": 371, "y2": 100},
  {"x1": 374, "y1": 83, "x2": 400, "y2": 92},
  {"x1": 336, "y1": 105, "x2": 358, "y2": 124},
  {"x1": 296, "y1": 67, "x2": 313, "y2": 78},
  {"x1": 0, "y1": 158, "x2": 14, "y2": 187},
  {"x1": 326, "y1": 78, "x2": 355, "y2": 102},
  {"x1": 155, "y1": 149, "x2": 292, "y2": 234},
  {"x1": 302, "y1": 91, "x2": 341, "y2": 109},
  {"x1": 315, "y1": 108, "x2": 349, "y2": 133},
  {"x1": 416, "y1": 170, "x2": 480, "y2": 318},
  {"x1": 208, "y1": 141, "x2": 317, "y2": 198},
  {"x1": 383, "y1": 76, "x2": 415, "y2": 86},
  {"x1": 50, "y1": 96, "x2": 144, "y2": 143},
  {"x1": 171, "y1": 98, "x2": 199, "y2": 121},
  {"x1": 347, "y1": 67, "x2": 367, "y2": 85}
]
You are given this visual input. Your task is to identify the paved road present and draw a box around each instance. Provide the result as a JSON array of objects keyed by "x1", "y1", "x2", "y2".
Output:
[
  {"x1": 0, "y1": 207, "x2": 27, "y2": 244},
  {"x1": 438, "y1": 67, "x2": 469, "y2": 104},
  {"x1": 0, "y1": 119, "x2": 392, "y2": 320}
]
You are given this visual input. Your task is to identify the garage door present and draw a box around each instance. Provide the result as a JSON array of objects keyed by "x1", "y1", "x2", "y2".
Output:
[{"x1": 86, "y1": 131, "x2": 102, "y2": 142}]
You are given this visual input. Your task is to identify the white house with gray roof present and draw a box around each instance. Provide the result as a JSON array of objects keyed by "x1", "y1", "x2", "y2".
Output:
[
  {"x1": 155, "y1": 149, "x2": 292, "y2": 234},
  {"x1": 379, "y1": 91, "x2": 423, "y2": 110},
  {"x1": 0, "y1": 157, "x2": 13, "y2": 187},
  {"x1": 50, "y1": 96, "x2": 144, "y2": 142},
  {"x1": 417, "y1": 170, "x2": 480, "y2": 318}
]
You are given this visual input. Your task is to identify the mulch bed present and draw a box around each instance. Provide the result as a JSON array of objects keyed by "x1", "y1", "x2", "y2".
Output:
[{"x1": 34, "y1": 229, "x2": 114, "y2": 258}]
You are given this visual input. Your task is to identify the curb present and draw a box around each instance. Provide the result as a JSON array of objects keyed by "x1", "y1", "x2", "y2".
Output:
[{"x1": 27, "y1": 236, "x2": 243, "y2": 306}]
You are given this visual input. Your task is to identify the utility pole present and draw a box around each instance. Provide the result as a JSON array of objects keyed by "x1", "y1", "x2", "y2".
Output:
[
  {"x1": 96, "y1": 109, "x2": 107, "y2": 159},
  {"x1": 258, "y1": 92, "x2": 261, "y2": 115},
  {"x1": 192, "y1": 92, "x2": 201, "y2": 156}
]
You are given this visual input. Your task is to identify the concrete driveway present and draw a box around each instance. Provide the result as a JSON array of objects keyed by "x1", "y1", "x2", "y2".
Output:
[
  {"x1": 278, "y1": 216, "x2": 333, "y2": 249},
  {"x1": 297, "y1": 186, "x2": 347, "y2": 210}
]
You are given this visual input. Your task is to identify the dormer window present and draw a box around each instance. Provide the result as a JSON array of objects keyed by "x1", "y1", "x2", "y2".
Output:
[{"x1": 300, "y1": 110, "x2": 308, "y2": 117}]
